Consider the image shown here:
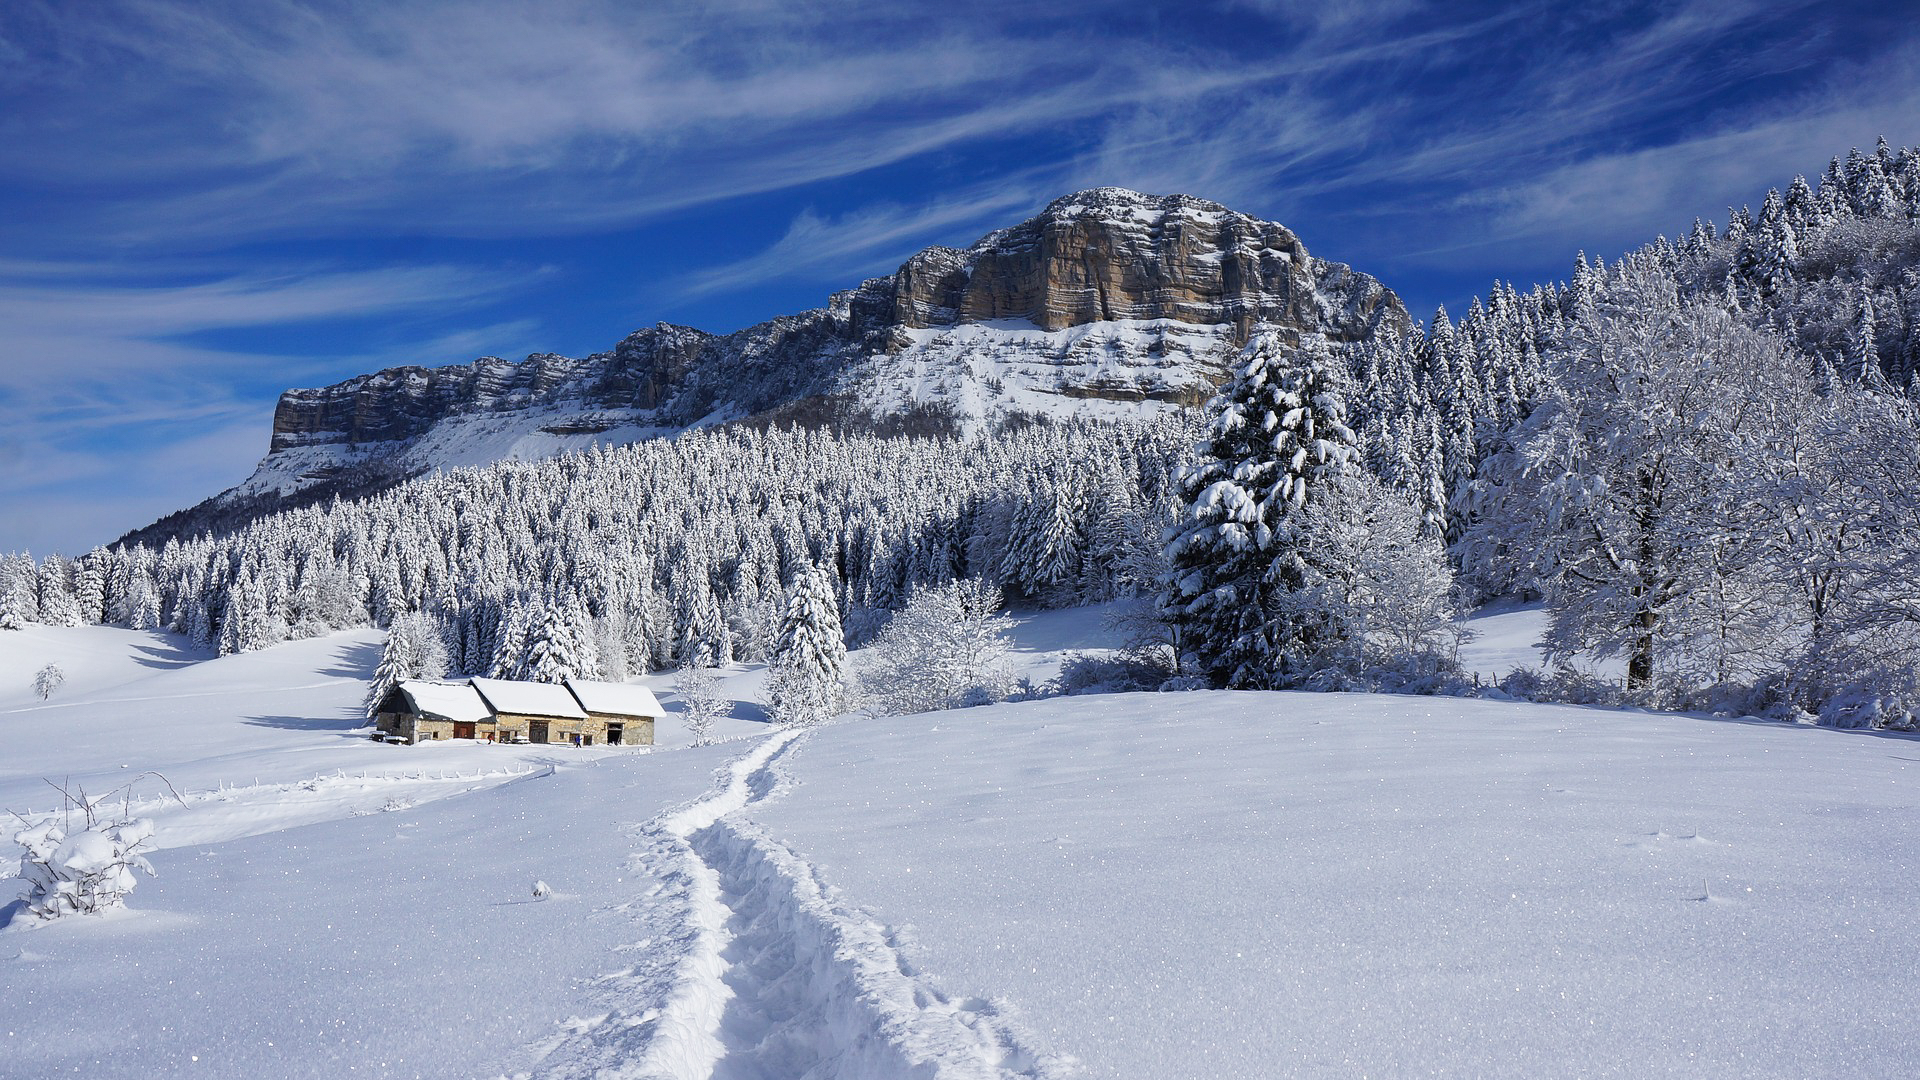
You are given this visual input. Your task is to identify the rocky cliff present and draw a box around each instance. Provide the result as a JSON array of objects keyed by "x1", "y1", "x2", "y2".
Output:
[
  {"x1": 162, "y1": 189, "x2": 1407, "y2": 537},
  {"x1": 888, "y1": 188, "x2": 1389, "y2": 336}
]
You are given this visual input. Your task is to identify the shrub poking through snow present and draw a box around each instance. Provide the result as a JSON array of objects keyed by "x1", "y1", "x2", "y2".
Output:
[
  {"x1": 9, "y1": 775, "x2": 182, "y2": 922},
  {"x1": 32, "y1": 663, "x2": 63, "y2": 700},
  {"x1": 14, "y1": 818, "x2": 156, "y2": 919}
]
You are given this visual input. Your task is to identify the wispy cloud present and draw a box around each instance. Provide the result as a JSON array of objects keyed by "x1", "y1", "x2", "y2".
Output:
[
  {"x1": 0, "y1": 260, "x2": 535, "y2": 550},
  {"x1": 673, "y1": 181, "x2": 1053, "y2": 301},
  {"x1": 1393, "y1": 33, "x2": 1920, "y2": 268},
  {"x1": 671, "y1": 4, "x2": 1531, "y2": 297},
  {"x1": 3, "y1": 1, "x2": 1135, "y2": 243},
  {"x1": 0, "y1": 0, "x2": 1516, "y2": 247}
]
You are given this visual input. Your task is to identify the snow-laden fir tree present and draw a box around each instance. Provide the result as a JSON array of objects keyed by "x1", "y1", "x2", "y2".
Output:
[
  {"x1": 37, "y1": 558, "x2": 79, "y2": 627},
  {"x1": 0, "y1": 554, "x2": 35, "y2": 625},
  {"x1": 489, "y1": 604, "x2": 532, "y2": 679},
  {"x1": 72, "y1": 557, "x2": 106, "y2": 625},
  {"x1": 363, "y1": 611, "x2": 451, "y2": 716},
  {"x1": 767, "y1": 565, "x2": 845, "y2": 727},
  {"x1": 520, "y1": 603, "x2": 591, "y2": 683},
  {"x1": 1850, "y1": 282, "x2": 1882, "y2": 385},
  {"x1": 1165, "y1": 333, "x2": 1362, "y2": 688}
]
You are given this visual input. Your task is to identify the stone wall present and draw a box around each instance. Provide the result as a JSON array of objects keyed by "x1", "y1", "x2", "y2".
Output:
[
  {"x1": 374, "y1": 708, "x2": 652, "y2": 746},
  {"x1": 587, "y1": 712, "x2": 655, "y2": 746},
  {"x1": 493, "y1": 711, "x2": 610, "y2": 746}
]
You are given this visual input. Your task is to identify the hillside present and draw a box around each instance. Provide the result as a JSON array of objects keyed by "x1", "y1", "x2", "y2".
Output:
[
  {"x1": 4, "y1": 618, "x2": 1917, "y2": 1077},
  {"x1": 122, "y1": 189, "x2": 1406, "y2": 547}
]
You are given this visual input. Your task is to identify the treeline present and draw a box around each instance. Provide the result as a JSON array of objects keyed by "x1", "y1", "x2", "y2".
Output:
[{"x1": 0, "y1": 420, "x2": 1192, "y2": 680}]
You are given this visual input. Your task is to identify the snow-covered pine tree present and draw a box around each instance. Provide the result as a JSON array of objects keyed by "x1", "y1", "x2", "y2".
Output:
[
  {"x1": 489, "y1": 603, "x2": 531, "y2": 679},
  {"x1": 124, "y1": 574, "x2": 159, "y2": 631},
  {"x1": 767, "y1": 565, "x2": 846, "y2": 727},
  {"x1": 520, "y1": 603, "x2": 589, "y2": 683},
  {"x1": 593, "y1": 614, "x2": 630, "y2": 681},
  {"x1": 37, "y1": 558, "x2": 80, "y2": 627},
  {"x1": 73, "y1": 555, "x2": 106, "y2": 625},
  {"x1": 363, "y1": 611, "x2": 450, "y2": 716},
  {"x1": 1165, "y1": 333, "x2": 1361, "y2": 688},
  {"x1": 1851, "y1": 283, "x2": 1883, "y2": 386}
]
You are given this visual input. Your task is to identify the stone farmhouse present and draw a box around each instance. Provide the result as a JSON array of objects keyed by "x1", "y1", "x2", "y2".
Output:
[{"x1": 372, "y1": 677, "x2": 664, "y2": 746}]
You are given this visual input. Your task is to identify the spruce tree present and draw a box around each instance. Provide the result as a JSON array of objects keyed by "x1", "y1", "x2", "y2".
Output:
[
  {"x1": 767, "y1": 565, "x2": 846, "y2": 727},
  {"x1": 37, "y1": 559, "x2": 79, "y2": 627},
  {"x1": 521, "y1": 604, "x2": 587, "y2": 683},
  {"x1": 1165, "y1": 333, "x2": 1360, "y2": 687},
  {"x1": 1851, "y1": 284, "x2": 1882, "y2": 386},
  {"x1": 363, "y1": 612, "x2": 453, "y2": 716},
  {"x1": 490, "y1": 604, "x2": 531, "y2": 679}
]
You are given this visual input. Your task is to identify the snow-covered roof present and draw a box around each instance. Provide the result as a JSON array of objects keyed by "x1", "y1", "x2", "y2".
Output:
[
  {"x1": 469, "y1": 677, "x2": 588, "y2": 719},
  {"x1": 564, "y1": 678, "x2": 665, "y2": 719},
  {"x1": 395, "y1": 680, "x2": 493, "y2": 724}
]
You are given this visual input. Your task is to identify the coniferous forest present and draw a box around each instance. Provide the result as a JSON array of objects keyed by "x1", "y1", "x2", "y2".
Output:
[{"x1": 9, "y1": 140, "x2": 1920, "y2": 728}]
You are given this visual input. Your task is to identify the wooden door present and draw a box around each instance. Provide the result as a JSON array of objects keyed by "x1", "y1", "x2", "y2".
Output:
[
  {"x1": 530, "y1": 720, "x2": 550, "y2": 744},
  {"x1": 453, "y1": 722, "x2": 476, "y2": 740}
]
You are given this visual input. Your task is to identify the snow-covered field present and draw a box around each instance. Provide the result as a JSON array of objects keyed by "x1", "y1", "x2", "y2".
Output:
[{"x1": 4, "y1": 613, "x2": 1918, "y2": 1078}]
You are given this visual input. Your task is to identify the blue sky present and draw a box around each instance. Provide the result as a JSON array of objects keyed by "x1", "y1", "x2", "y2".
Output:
[{"x1": 1, "y1": 0, "x2": 1915, "y2": 555}]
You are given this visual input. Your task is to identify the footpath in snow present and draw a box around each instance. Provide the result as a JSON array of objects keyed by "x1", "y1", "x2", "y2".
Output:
[{"x1": 533, "y1": 728, "x2": 1067, "y2": 1080}]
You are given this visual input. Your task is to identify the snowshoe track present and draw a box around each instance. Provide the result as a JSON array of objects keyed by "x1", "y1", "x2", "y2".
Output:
[{"x1": 528, "y1": 729, "x2": 1065, "y2": 1079}]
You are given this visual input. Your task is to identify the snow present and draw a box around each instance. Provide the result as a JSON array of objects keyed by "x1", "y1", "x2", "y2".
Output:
[
  {"x1": 751, "y1": 694, "x2": 1920, "y2": 1077},
  {"x1": 873, "y1": 318, "x2": 1233, "y2": 432},
  {"x1": 1457, "y1": 602, "x2": 1626, "y2": 683},
  {"x1": 233, "y1": 406, "x2": 677, "y2": 500},
  {"x1": 564, "y1": 678, "x2": 665, "y2": 719},
  {"x1": 4, "y1": 613, "x2": 1918, "y2": 1077},
  {"x1": 394, "y1": 679, "x2": 492, "y2": 723},
  {"x1": 2, "y1": 742, "x2": 739, "y2": 1079},
  {"x1": 470, "y1": 676, "x2": 588, "y2": 719}
]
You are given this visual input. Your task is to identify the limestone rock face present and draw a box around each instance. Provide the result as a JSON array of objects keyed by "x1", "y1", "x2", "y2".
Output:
[
  {"x1": 220, "y1": 188, "x2": 1406, "y2": 520},
  {"x1": 887, "y1": 189, "x2": 1394, "y2": 341},
  {"x1": 270, "y1": 351, "x2": 607, "y2": 451}
]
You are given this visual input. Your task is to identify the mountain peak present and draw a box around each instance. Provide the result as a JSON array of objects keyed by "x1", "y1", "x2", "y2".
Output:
[{"x1": 1038, "y1": 187, "x2": 1234, "y2": 221}]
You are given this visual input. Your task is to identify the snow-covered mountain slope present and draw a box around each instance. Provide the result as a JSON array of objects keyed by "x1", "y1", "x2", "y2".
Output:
[
  {"x1": 130, "y1": 190, "x2": 1407, "y2": 545},
  {"x1": 6, "y1": 614, "x2": 1920, "y2": 1078}
]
